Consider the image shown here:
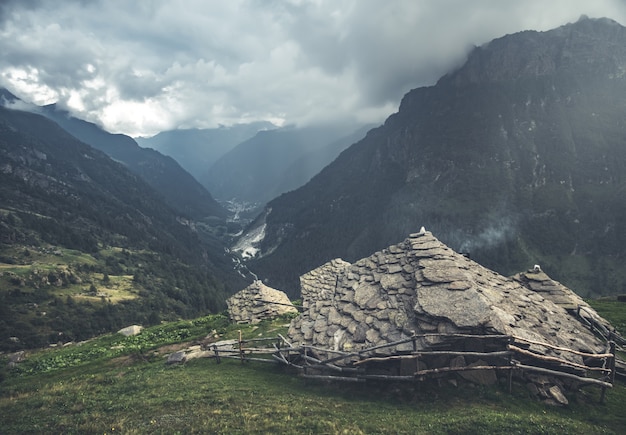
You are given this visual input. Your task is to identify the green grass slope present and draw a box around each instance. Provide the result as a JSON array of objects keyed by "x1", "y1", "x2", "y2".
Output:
[{"x1": 1, "y1": 300, "x2": 625, "y2": 434}]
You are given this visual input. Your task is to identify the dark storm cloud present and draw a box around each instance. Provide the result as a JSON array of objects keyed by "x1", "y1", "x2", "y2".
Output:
[{"x1": 1, "y1": 0, "x2": 625, "y2": 136}]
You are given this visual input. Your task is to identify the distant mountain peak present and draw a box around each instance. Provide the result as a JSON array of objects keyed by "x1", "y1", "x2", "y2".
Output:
[
  {"x1": 439, "y1": 16, "x2": 626, "y2": 87},
  {"x1": 247, "y1": 17, "x2": 626, "y2": 298},
  {"x1": 0, "y1": 87, "x2": 19, "y2": 103}
]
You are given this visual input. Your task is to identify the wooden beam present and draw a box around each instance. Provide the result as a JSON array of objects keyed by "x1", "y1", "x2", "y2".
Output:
[
  {"x1": 509, "y1": 344, "x2": 611, "y2": 373},
  {"x1": 511, "y1": 336, "x2": 612, "y2": 358},
  {"x1": 414, "y1": 365, "x2": 513, "y2": 376},
  {"x1": 514, "y1": 363, "x2": 613, "y2": 388},
  {"x1": 354, "y1": 350, "x2": 512, "y2": 366}
]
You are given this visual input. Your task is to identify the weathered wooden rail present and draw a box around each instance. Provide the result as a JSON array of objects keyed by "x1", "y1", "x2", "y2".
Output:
[{"x1": 206, "y1": 331, "x2": 619, "y2": 401}]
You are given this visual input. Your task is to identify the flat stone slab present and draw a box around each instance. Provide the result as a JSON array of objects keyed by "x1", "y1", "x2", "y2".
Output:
[
  {"x1": 287, "y1": 231, "x2": 619, "y2": 376},
  {"x1": 417, "y1": 286, "x2": 490, "y2": 328}
]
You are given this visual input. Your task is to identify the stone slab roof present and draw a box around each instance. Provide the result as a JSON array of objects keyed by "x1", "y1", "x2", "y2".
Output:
[
  {"x1": 227, "y1": 280, "x2": 297, "y2": 324},
  {"x1": 288, "y1": 231, "x2": 614, "y2": 365}
]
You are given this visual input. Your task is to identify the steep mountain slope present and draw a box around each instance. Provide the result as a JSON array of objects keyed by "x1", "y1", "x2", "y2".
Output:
[
  {"x1": 0, "y1": 106, "x2": 243, "y2": 349},
  {"x1": 135, "y1": 122, "x2": 275, "y2": 182},
  {"x1": 40, "y1": 105, "x2": 226, "y2": 219},
  {"x1": 272, "y1": 124, "x2": 374, "y2": 201},
  {"x1": 248, "y1": 17, "x2": 626, "y2": 297},
  {"x1": 204, "y1": 124, "x2": 366, "y2": 206}
]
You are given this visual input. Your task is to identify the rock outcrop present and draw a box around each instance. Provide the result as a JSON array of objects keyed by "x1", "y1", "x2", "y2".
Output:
[
  {"x1": 288, "y1": 231, "x2": 613, "y2": 366},
  {"x1": 117, "y1": 325, "x2": 143, "y2": 337},
  {"x1": 227, "y1": 280, "x2": 298, "y2": 324}
]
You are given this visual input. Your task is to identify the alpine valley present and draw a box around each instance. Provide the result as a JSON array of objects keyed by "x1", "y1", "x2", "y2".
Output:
[
  {"x1": 2, "y1": 16, "x2": 626, "y2": 351},
  {"x1": 0, "y1": 92, "x2": 247, "y2": 351}
]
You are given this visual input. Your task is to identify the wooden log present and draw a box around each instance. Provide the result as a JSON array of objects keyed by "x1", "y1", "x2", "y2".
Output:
[
  {"x1": 307, "y1": 345, "x2": 351, "y2": 355},
  {"x1": 240, "y1": 336, "x2": 282, "y2": 343},
  {"x1": 272, "y1": 353, "x2": 303, "y2": 369},
  {"x1": 274, "y1": 347, "x2": 303, "y2": 363},
  {"x1": 318, "y1": 352, "x2": 359, "y2": 366},
  {"x1": 237, "y1": 347, "x2": 281, "y2": 353},
  {"x1": 413, "y1": 333, "x2": 511, "y2": 340},
  {"x1": 301, "y1": 354, "x2": 354, "y2": 372},
  {"x1": 600, "y1": 342, "x2": 617, "y2": 403},
  {"x1": 278, "y1": 333, "x2": 292, "y2": 348},
  {"x1": 350, "y1": 334, "x2": 498, "y2": 357},
  {"x1": 578, "y1": 305, "x2": 611, "y2": 336},
  {"x1": 209, "y1": 349, "x2": 244, "y2": 356},
  {"x1": 356, "y1": 337, "x2": 415, "y2": 355},
  {"x1": 212, "y1": 345, "x2": 221, "y2": 364},
  {"x1": 272, "y1": 343, "x2": 288, "y2": 360},
  {"x1": 508, "y1": 344, "x2": 611, "y2": 373},
  {"x1": 511, "y1": 336, "x2": 612, "y2": 358},
  {"x1": 360, "y1": 374, "x2": 416, "y2": 381},
  {"x1": 414, "y1": 350, "x2": 512, "y2": 358},
  {"x1": 354, "y1": 350, "x2": 512, "y2": 366},
  {"x1": 217, "y1": 355, "x2": 277, "y2": 363},
  {"x1": 414, "y1": 365, "x2": 513, "y2": 376},
  {"x1": 312, "y1": 334, "x2": 512, "y2": 365},
  {"x1": 238, "y1": 330, "x2": 244, "y2": 363},
  {"x1": 609, "y1": 342, "x2": 617, "y2": 384},
  {"x1": 272, "y1": 348, "x2": 289, "y2": 365},
  {"x1": 353, "y1": 355, "x2": 418, "y2": 365},
  {"x1": 513, "y1": 363, "x2": 613, "y2": 388},
  {"x1": 302, "y1": 354, "x2": 322, "y2": 364}
]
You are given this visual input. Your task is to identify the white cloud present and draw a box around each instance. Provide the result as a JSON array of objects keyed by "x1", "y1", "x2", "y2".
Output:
[{"x1": 0, "y1": 0, "x2": 625, "y2": 136}]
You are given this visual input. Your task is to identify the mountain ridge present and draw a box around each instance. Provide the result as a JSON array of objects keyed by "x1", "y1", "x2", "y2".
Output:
[
  {"x1": 245, "y1": 16, "x2": 626, "y2": 297},
  {"x1": 0, "y1": 104, "x2": 243, "y2": 349},
  {"x1": 38, "y1": 104, "x2": 227, "y2": 219},
  {"x1": 135, "y1": 122, "x2": 275, "y2": 183}
]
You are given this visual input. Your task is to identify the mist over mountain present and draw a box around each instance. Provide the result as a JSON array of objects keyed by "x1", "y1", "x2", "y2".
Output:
[
  {"x1": 40, "y1": 105, "x2": 226, "y2": 219},
  {"x1": 135, "y1": 122, "x2": 275, "y2": 183},
  {"x1": 204, "y1": 124, "x2": 369, "y2": 207},
  {"x1": 246, "y1": 17, "x2": 626, "y2": 298}
]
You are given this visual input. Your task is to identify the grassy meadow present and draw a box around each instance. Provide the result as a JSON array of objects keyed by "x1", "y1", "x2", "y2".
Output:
[{"x1": 0, "y1": 301, "x2": 625, "y2": 434}]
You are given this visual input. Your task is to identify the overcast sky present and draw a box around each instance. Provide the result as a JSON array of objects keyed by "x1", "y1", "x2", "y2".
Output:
[{"x1": 1, "y1": 0, "x2": 626, "y2": 137}]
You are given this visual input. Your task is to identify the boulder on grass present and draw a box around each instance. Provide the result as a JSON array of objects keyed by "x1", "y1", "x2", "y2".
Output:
[{"x1": 117, "y1": 325, "x2": 143, "y2": 336}]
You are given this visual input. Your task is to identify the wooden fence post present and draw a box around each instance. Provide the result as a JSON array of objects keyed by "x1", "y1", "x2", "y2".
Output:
[
  {"x1": 609, "y1": 341, "x2": 616, "y2": 385},
  {"x1": 599, "y1": 341, "x2": 616, "y2": 404},
  {"x1": 508, "y1": 336, "x2": 513, "y2": 394},
  {"x1": 213, "y1": 344, "x2": 221, "y2": 364},
  {"x1": 238, "y1": 330, "x2": 244, "y2": 363}
]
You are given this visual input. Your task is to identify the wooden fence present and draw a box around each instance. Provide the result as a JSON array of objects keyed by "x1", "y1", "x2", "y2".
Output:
[{"x1": 208, "y1": 331, "x2": 619, "y2": 401}]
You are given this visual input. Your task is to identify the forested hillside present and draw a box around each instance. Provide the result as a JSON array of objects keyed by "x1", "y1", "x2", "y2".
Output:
[
  {"x1": 41, "y1": 104, "x2": 227, "y2": 219},
  {"x1": 0, "y1": 105, "x2": 244, "y2": 351}
]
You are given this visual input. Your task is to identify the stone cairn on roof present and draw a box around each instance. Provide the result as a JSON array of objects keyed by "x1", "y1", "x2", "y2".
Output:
[
  {"x1": 287, "y1": 230, "x2": 621, "y2": 403},
  {"x1": 227, "y1": 280, "x2": 298, "y2": 324}
]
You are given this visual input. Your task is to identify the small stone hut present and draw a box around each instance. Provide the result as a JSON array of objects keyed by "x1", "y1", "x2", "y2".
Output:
[
  {"x1": 287, "y1": 230, "x2": 622, "y2": 401},
  {"x1": 227, "y1": 280, "x2": 298, "y2": 324}
]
